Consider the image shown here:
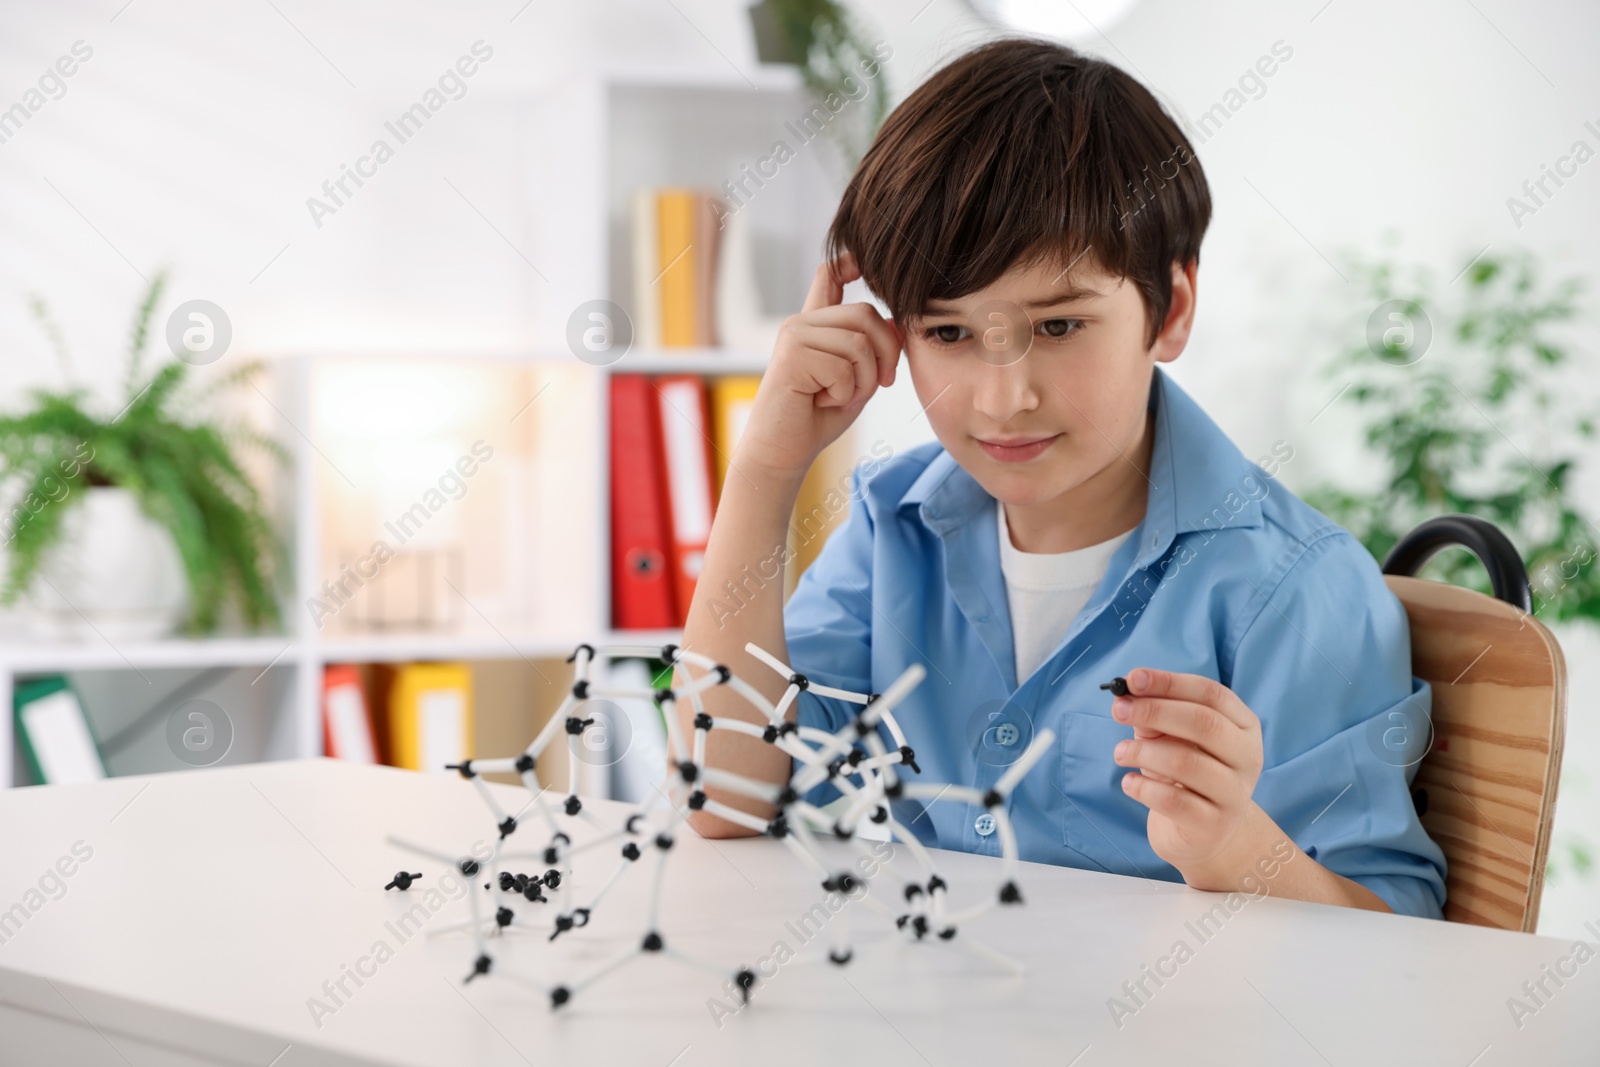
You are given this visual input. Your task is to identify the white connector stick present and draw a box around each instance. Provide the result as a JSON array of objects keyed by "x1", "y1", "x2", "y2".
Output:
[{"x1": 392, "y1": 639, "x2": 1053, "y2": 1012}]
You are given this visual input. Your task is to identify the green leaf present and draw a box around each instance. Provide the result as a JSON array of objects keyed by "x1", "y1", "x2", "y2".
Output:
[
  {"x1": 1293, "y1": 243, "x2": 1600, "y2": 633},
  {"x1": 0, "y1": 273, "x2": 286, "y2": 634},
  {"x1": 1469, "y1": 258, "x2": 1500, "y2": 288},
  {"x1": 125, "y1": 269, "x2": 169, "y2": 402}
]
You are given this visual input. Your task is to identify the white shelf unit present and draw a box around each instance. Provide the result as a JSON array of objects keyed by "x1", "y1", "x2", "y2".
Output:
[{"x1": 3, "y1": 68, "x2": 845, "y2": 790}]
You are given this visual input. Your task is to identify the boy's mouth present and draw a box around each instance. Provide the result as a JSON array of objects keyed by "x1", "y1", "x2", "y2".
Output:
[{"x1": 976, "y1": 434, "x2": 1061, "y2": 463}]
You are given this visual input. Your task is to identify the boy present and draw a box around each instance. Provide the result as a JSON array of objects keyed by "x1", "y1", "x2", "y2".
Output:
[{"x1": 678, "y1": 38, "x2": 1446, "y2": 919}]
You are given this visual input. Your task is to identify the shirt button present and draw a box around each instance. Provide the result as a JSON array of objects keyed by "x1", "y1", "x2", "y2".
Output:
[
  {"x1": 974, "y1": 813, "x2": 996, "y2": 836},
  {"x1": 994, "y1": 722, "x2": 1020, "y2": 747}
]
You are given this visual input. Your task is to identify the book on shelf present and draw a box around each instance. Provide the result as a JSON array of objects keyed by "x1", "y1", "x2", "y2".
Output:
[
  {"x1": 14, "y1": 676, "x2": 107, "y2": 785},
  {"x1": 654, "y1": 374, "x2": 716, "y2": 622},
  {"x1": 708, "y1": 376, "x2": 760, "y2": 493},
  {"x1": 322, "y1": 663, "x2": 378, "y2": 764},
  {"x1": 383, "y1": 663, "x2": 473, "y2": 774},
  {"x1": 609, "y1": 372, "x2": 859, "y2": 629},
  {"x1": 610, "y1": 374, "x2": 678, "y2": 630},
  {"x1": 632, "y1": 187, "x2": 725, "y2": 349}
]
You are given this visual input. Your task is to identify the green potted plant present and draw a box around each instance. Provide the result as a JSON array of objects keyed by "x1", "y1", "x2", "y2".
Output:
[
  {"x1": 747, "y1": 0, "x2": 890, "y2": 167},
  {"x1": 1293, "y1": 238, "x2": 1595, "y2": 887},
  {"x1": 0, "y1": 269, "x2": 287, "y2": 639}
]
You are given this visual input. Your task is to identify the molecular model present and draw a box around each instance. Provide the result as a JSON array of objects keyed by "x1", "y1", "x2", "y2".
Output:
[{"x1": 384, "y1": 640, "x2": 1056, "y2": 1009}]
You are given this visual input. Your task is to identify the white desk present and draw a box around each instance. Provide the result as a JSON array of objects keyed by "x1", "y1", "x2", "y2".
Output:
[{"x1": 1, "y1": 759, "x2": 1594, "y2": 1066}]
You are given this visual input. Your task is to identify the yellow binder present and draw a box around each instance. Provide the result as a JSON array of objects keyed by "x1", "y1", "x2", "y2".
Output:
[
  {"x1": 707, "y1": 372, "x2": 857, "y2": 594},
  {"x1": 657, "y1": 189, "x2": 700, "y2": 348},
  {"x1": 787, "y1": 430, "x2": 858, "y2": 596},
  {"x1": 387, "y1": 663, "x2": 473, "y2": 773},
  {"x1": 709, "y1": 375, "x2": 762, "y2": 494}
]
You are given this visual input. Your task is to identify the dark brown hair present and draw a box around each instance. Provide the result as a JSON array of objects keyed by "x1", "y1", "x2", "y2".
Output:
[{"x1": 825, "y1": 38, "x2": 1211, "y2": 350}]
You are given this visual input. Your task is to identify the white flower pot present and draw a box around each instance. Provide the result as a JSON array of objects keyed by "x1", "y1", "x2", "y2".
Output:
[{"x1": 28, "y1": 487, "x2": 189, "y2": 642}]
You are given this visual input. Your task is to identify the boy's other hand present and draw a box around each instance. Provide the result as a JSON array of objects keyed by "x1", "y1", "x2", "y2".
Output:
[
  {"x1": 732, "y1": 253, "x2": 902, "y2": 481},
  {"x1": 1109, "y1": 668, "x2": 1273, "y2": 886}
]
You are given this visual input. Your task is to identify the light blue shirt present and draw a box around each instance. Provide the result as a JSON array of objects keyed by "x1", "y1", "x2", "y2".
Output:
[{"x1": 783, "y1": 365, "x2": 1448, "y2": 919}]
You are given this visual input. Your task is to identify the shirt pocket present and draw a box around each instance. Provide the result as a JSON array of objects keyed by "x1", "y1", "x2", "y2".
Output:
[{"x1": 1057, "y1": 712, "x2": 1141, "y2": 864}]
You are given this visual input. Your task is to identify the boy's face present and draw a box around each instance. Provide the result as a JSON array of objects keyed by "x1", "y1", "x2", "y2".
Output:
[{"x1": 899, "y1": 253, "x2": 1195, "y2": 519}]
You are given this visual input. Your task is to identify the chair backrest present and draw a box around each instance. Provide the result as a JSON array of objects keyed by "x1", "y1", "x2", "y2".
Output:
[{"x1": 1384, "y1": 574, "x2": 1567, "y2": 932}]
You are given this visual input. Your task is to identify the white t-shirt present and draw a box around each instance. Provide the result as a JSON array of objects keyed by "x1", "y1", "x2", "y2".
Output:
[{"x1": 997, "y1": 502, "x2": 1136, "y2": 684}]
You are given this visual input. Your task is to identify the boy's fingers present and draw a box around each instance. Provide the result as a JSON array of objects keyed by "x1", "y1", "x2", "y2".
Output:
[
  {"x1": 1125, "y1": 668, "x2": 1256, "y2": 730},
  {"x1": 1115, "y1": 697, "x2": 1250, "y2": 769},
  {"x1": 798, "y1": 324, "x2": 876, "y2": 402},
  {"x1": 1115, "y1": 737, "x2": 1234, "y2": 803},
  {"x1": 801, "y1": 261, "x2": 843, "y2": 313},
  {"x1": 1120, "y1": 771, "x2": 1216, "y2": 822},
  {"x1": 861, "y1": 307, "x2": 902, "y2": 387},
  {"x1": 1130, "y1": 726, "x2": 1176, "y2": 784},
  {"x1": 793, "y1": 324, "x2": 877, "y2": 407},
  {"x1": 806, "y1": 304, "x2": 901, "y2": 387},
  {"x1": 801, "y1": 255, "x2": 861, "y2": 314}
]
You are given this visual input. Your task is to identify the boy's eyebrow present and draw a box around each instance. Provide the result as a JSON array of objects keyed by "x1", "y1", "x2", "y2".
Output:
[
  {"x1": 1020, "y1": 283, "x2": 1107, "y2": 308},
  {"x1": 920, "y1": 283, "x2": 1106, "y2": 315}
]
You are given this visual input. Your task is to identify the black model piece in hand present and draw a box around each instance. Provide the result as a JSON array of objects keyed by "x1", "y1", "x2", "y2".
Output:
[{"x1": 1099, "y1": 677, "x2": 1130, "y2": 697}]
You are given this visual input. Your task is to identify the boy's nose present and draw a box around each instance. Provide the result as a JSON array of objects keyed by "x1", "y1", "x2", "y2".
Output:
[{"x1": 971, "y1": 358, "x2": 1040, "y2": 424}]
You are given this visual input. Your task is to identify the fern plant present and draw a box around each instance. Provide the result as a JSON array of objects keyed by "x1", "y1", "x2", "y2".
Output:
[
  {"x1": 1294, "y1": 240, "x2": 1595, "y2": 885},
  {"x1": 0, "y1": 269, "x2": 287, "y2": 635}
]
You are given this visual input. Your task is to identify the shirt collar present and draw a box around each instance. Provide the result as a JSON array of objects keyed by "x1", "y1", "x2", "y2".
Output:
[{"x1": 896, "y1": 365, "x2": 1264, "y2": 569}]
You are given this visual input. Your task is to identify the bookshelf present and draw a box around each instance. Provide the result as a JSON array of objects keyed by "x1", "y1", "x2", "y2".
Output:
[{"x1": 2, "y1": 67, "x2": 852, "y2": 791}]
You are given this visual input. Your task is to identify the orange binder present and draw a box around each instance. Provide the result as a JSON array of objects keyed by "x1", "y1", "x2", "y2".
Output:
[
  {"x1": 322, "y1": 664, "x2": 377, "y2": 763},
  {"x1": 610, "y1": 375, "x2": 678, "y2": 629},
  {"x1": 655, "y1": 374, "x2": 716, "y2": 627}
]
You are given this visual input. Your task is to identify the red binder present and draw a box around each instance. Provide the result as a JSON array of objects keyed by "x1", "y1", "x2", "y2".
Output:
[
  {"x1": 322, "y1": 664, "x2": 377, "y2": 763},
  {"x1": 654, "y1": 375, "x2": 716, "y2": 628},
  {"x1": 610, "y1": 375, "x2": 678, "y2": 629}
]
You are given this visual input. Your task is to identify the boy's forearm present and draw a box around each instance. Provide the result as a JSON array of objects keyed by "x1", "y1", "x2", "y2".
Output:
[
  {"x1": 1265, "y1": 852, "x2": 1392, "y2": 912},
  {"x1": 1184, "y1": 803, "x2": 1393, "y2": 913},
  {"x1": 678, "y1": 464, "x2": 809, "y2": 837}
]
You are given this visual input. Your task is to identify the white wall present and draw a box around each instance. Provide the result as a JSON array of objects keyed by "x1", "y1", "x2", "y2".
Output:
[{"x1": 2, "y1": 0, "x2": 1597, "y2": 935}]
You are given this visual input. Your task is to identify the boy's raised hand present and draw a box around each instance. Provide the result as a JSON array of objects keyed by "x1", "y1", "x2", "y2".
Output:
[
  {"x1": 1109, "y1": 668, "x2": 1276, "y2": 888},
  {"x1": 731, "y1": 254, "x2": 901, "y2": 482}
]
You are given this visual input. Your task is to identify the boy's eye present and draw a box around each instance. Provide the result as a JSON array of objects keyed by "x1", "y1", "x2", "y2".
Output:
[
  {"x1": 1037, "y1": 318, "x2": 1082, "y2": 340},
  {"x1": 925, "y1": 323, "x2": 969, "y2": 345},
  {"x1": 921, "y1": 318, "x2": 1080, "y2": 347}
]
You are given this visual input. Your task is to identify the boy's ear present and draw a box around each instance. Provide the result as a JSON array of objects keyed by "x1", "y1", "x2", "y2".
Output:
[{"x1": 1152, "y1": 259, "x2": 1199, "y2": 363}]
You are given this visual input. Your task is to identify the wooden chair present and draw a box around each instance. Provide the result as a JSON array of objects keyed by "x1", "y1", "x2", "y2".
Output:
[{"x1": 1382, "y1": 515, "x2": 1568, "y2": 932}]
